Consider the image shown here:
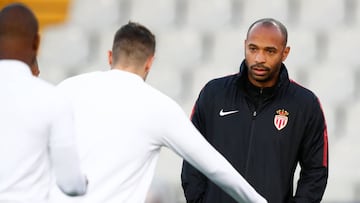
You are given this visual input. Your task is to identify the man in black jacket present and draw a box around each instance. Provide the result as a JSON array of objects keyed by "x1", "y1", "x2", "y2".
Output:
[{"x1": 181, "y1": 18, "x2": 328, "y2": 203}]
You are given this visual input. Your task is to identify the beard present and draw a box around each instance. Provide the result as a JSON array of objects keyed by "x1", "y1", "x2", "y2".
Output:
[
  {"x1": 250, "y1": 63, "x2": 271, "y2": 72},
  {"x1": 247, "y1": 62, "x2": 281, "y2": 85}
]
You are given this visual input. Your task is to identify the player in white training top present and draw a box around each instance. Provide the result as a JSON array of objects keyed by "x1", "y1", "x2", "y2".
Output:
[
  {"x1": 49, "y1": 22, "x2": 267, "y2": 203},
  {"x1": 0, "y1": 3, "x2": 87, "y2": 203}
]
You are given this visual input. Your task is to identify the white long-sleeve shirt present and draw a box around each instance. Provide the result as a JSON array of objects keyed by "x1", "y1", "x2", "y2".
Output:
[
  {"x1": 49, "y1": 69, "x2": 267, "y2": 203},
  {"x1": 0, "y1": 60, "x2": 87, "y2": 203}
]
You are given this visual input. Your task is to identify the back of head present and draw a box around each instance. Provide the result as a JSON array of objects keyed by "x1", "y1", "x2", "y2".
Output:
[
  {"x1": 111, "y1": 22, "x2": 155, "y2": 68},
  {"x1": 0, "y1": 3, "x2": 39, "y2": 66}
]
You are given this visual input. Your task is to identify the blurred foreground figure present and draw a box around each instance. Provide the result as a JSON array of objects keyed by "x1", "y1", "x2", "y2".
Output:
[{"x1": 0, "y1": 3, "x2": 87, "y2": 203}]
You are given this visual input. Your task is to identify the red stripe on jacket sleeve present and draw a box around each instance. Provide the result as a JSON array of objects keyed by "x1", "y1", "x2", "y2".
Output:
[
  {"x1": 323, "y1": 129, "x2": 328, "y2": 167},
  {"x1": 317, "y1": 97, "x2": 328, "y2": 168}
]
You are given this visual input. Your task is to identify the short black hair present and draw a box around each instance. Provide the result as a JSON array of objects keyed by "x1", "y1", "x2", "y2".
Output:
[
  {"x1": 247, "y1": 18, "x2": 288, "y2": 46},
  {"x1": 112, "y1": 21, "x2": 156, "y2": 67},
  {"x1": 0, "y1": 3, "x2": 38, "y2": 39}
]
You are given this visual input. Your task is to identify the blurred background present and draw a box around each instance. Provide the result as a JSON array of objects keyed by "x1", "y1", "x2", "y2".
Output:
[{"x1": 1, "y1": 0, "x2": 359, "y2": 202}]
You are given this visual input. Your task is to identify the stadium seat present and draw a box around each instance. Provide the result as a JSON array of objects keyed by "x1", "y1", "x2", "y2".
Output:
[
  {"x1": 209, "y1": 28, "x2": 247, "y2": 69},
  {"x1": 285, "y1": 28, "x2": 318, "y2": 68},
  {"x1": 67, "y1": 0, "x2": 124, "y2": 31},
  {"x1": 306, "y1": 62, "x2": 355, "y2": 106},
  {"x1": 146, "y1": 62, "x2": 183, "y2": 102},
  {"x1": 325, "y1": 136, "x2": 360, "y2": 201},
  {"x1": 128, "y1": 0, "x2": 178, "y2": 32},
  {"x1": 240, "y1": 0, "x2": 290, "y2": 26},
  {"x1": 354, "y1": 0, "x2": 360, "y2": 26},
  {"x1": 297, "y1": 0, "x2": 346, "y2": 31},
  {"x1": 93, "y1": 27, "x2": 118, "y2": 67},
  {"x1": 344, "y1": 101, "x2": 360, "y2": 136},
  {"x1": 190, "y1": 63, "x2": 239, "y2": 103},
  {"x1": 327, "y1": 28, "x2": 360, "y2": 67},
  {"x1": 155, "y1": 28, "x2": 203, "y2": 70},
  {"x1": 38, "y1": 24, "x2": 91, "y2": 76},
  {"x1": 184, "y1": 0, "x2": 233, "y2": 33},
  {"x1": 37, "y1": 63, "x2": 68, "y2": 85}
]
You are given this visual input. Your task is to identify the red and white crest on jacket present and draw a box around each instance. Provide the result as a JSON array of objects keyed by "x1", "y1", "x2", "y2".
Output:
[{"x1": 274, "y1": 109, "x2": 289, "y2": 130}]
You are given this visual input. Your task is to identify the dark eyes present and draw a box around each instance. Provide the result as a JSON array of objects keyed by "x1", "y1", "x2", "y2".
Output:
[
  {"x1": 249, "y1": 47, "x2": 257, "y2": 52},
  {"x1": 267, "y1": 49, "x2": 276, "y2": 54},
  {"x1": 248, "y1": 47, "x2": 276, "y2": 54}
]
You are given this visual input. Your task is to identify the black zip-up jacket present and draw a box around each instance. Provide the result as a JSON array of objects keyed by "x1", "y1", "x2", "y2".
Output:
[{"x1": 181, "y1": 61, "x2": 328, "y2": 203}]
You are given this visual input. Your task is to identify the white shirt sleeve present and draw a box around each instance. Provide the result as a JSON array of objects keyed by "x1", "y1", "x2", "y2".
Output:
[
  {"x1": 158, "y1": 101, "x2": 267, "y2": 203},
  {"x1": 48, "y1": 93, "x2": 87, "y2": 196}
]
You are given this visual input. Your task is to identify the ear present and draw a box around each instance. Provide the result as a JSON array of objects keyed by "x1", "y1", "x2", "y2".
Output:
[
  {"x1": 282, "y1": 46, "x2": 290, "y2": 61},
  {"x1": 143, "y1": 55, "x2": 155, "y2": 81},
  {"x1": 244, "y1": 39, "x2": 247, "y2": 57},
  {"x1": 108, "y1": 50, "x2": 113, "y2": 65},
  {"x1": 33, "y1": 33, "x2": 40, "y2": 52},
  {"x1": 144, "y1": 55, "x2": 155, "y2": 73},
  {"x1": 30, "y1": 57, "x2": 40, "y2": 77}
]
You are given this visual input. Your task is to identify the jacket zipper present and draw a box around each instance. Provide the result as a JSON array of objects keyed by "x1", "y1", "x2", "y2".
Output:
[{"x1": 245, "y1": 88, "x2": 262, "y2": 176}]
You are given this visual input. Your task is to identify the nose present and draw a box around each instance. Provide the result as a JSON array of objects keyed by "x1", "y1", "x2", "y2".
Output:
[{"x1": 255, "y1": 51, "x2": 266, "y2": 63}]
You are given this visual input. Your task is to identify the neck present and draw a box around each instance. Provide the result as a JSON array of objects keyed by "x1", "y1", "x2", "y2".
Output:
[{"x1": 0, "y1": 45, "x2": 33, "y2": 67}]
